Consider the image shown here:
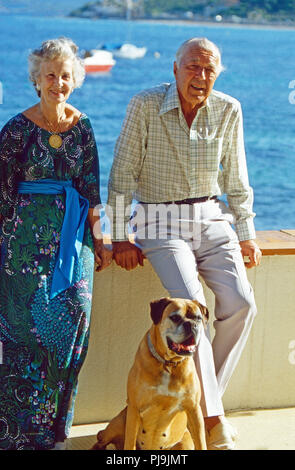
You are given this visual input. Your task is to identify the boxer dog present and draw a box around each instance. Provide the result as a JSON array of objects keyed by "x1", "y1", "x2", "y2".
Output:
[{"x1": 92, "y1": 297, "x2": 208, "y2": 450}]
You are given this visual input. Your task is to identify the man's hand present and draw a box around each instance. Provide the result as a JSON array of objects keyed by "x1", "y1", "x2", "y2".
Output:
[
  {"x1": 239, "y1": 239, "x2": 262, "y2": 269},
  {"x1": 94, "y1": 239, "x2": 113, "y2": 272},
  {"x1": 113, "y1": 241, "x2": 145, "y2": 271}
]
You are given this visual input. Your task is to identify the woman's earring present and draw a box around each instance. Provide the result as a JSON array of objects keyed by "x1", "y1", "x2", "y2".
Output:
[{"x1": 36, "y1": 84, "x2": 41, "y2": 91}]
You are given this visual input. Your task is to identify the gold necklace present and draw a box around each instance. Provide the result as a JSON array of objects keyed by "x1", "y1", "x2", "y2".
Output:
[{"x1": 42, "y1": 113, "x2": 64, "y2": 149}]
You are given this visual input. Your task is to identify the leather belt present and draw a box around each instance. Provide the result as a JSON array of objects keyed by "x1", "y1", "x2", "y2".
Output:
[{"x1": 139, "y1": 196, "x2": 217, "y2": 205}]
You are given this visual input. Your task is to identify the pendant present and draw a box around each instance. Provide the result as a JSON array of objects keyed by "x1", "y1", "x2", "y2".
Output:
[{"x1": 49, "y1": 134, "x2": 63, "y2": 149}]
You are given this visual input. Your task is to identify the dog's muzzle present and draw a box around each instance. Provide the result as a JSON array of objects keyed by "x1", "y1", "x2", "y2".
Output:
[{"x1": 167, "y1": 321, "x2": 201, "y2": 356}]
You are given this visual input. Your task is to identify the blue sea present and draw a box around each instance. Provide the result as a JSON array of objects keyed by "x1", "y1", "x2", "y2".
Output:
[{"x1": 1, "y1": 14, "x2": 295, "y2": 231}]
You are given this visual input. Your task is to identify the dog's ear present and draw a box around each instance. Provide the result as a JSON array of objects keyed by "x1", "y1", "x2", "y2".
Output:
[
  {"x1": 200, "y1": 304, "x2": 209, "y2": 324},
  {"x1": 150, "y1": 297, "x2": 171, "y2": 325},
  {"x1": 192, "y1": 300, "x2": 209, "y2": 324}
]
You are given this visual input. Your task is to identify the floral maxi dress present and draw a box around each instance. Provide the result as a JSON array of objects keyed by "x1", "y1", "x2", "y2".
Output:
[{"x1": 0, "y1": 113, "x2": 101, "y2": 450}]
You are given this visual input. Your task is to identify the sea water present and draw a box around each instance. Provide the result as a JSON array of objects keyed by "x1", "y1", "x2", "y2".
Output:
[{"x1": 0, "y1": 14, "x2": 295, "y2": 230}]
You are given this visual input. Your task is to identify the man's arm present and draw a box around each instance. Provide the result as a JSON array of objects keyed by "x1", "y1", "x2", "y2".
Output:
[
  {"x1": 222, "y1": 103, "x2": 262, "y2": 268},
  {"x1": 222, "y1": 103, "x2": 256, "y2": 241},
  {"x1": 107, "y1": 95, "x2": 147, "y2": 270}
]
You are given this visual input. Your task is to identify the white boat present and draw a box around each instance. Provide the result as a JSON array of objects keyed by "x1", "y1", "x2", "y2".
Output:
[
  {"x1": 112, "y1": 43, "x2": 147, "y2": 59},
  {"x1": 84, "y1": 50, "x2": 116, "y2": 74}
]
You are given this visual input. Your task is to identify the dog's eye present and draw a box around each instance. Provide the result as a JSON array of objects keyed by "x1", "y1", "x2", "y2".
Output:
[{"x1": 170, "y1": 314, "x2": 182, "y2": 324}]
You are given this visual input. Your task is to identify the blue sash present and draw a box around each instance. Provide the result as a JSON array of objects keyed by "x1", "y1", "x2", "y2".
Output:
[{"x1": 18, "y1": 179, "x2": 89, "y2": 299}]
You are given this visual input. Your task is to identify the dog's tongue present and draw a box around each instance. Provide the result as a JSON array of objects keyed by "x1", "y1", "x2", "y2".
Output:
[{"x1": 172, "y1": 338, "x2": 196, "y2": 353}]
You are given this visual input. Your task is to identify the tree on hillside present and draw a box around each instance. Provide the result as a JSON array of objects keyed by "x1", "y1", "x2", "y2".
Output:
[
  {"x1": 70, "y1": 0, "x2": 295, "y2": 19},
  {"x1": 143, "y1": 0, "x2": 207, "y2": 16},
  {"x1": 225, "y1": 0, "x2": 295, "y2": 16}
]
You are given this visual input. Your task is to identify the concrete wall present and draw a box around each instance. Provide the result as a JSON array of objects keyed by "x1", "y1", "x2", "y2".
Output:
[{"x1": 73, "y1": 252, "x2": 295, "y2": 425}]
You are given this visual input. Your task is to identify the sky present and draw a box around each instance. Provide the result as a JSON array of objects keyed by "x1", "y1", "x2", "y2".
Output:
[{"x1": 0, "y1": 0, "x2": 89, "y2": 16}]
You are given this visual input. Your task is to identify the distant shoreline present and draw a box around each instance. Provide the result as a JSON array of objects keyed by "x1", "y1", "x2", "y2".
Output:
[
  {"x1": 134, "y1": 17, "x2": 295, "y2": 31},
  {"x1": 68, "y1": 14, "x2": 295, "y2": 31},
  {"x1": 1, "y1": 12, "x2": 295, "y2": 31}
]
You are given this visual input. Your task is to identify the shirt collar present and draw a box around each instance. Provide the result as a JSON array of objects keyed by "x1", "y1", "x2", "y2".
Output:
[{"x1": 159, "y1": 82, "x2": 211, "y2": 116}]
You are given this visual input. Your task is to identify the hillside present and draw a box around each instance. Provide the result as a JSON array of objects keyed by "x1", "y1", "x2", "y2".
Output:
[
  {"x1": 0, "y1": 0, "x2": 88, "y2": 16},
  {"x1": 1, "y1": 0, "x2": 294, "y2": 25},
  {"x1": 69, "y1": 0, "x2": 295, "y2": 25}
]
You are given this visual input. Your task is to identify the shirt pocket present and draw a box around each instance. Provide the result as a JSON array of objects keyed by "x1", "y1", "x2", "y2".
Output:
[{"x1": 196, "y1": 137, "x2": 223, "y2": 172}]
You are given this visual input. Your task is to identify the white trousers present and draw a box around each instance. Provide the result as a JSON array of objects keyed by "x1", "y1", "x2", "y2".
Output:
[{"x1": 132, "y1": 199, "x2": 257, "y2": 417}]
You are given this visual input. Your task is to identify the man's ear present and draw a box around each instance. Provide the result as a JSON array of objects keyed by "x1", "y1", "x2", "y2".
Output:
[
  {"x1": 173, "y1": 61, "x2": 178, "y2": 78},
  {"x1": 150, "y1": 297, "x2": 171, "y2": 325}
]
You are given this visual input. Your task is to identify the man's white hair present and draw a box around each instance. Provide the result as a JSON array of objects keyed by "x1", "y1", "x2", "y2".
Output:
[{"x1": 175, "y1": 37, "x2": 225, "y2": 75}]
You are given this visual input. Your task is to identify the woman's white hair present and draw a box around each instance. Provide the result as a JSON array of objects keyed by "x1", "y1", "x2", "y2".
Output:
[
  {"x1": 175, "y1": 37, "x2": 225, "y2": 75},
  {"x1": 28, "y1": 37, "x2": 85, "y2": 96}
]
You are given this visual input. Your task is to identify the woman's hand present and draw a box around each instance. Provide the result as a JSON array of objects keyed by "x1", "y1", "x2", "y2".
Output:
[
  {"x1": 93, "y1": 239, "x2": 113, "y2": 272},
  {"x1": 87, "y1": 208, "x2": 113, "y2": 271}
]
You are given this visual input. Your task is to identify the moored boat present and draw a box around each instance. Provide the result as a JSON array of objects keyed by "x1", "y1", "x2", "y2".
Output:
[
  {"x1": 84, "y1": 49, "x2": 116, "y2": 73},
  {"x1": 101, "y1": 43, "x2": 147, "y2": 59}
]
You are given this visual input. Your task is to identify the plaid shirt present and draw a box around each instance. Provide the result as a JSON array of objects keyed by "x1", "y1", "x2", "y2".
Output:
[{"x1": 108, "y1": 82, "x2": 256, "y2": 241}]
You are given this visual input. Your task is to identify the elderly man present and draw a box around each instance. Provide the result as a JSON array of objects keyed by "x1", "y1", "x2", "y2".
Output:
[{"x1": 107, "y1": 37, "x2": 261, "y2": 450}]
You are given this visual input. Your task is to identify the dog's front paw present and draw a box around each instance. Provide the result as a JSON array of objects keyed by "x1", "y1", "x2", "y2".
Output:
[{"x1": 91, "y1": 431, "x2": 108, "y2": 450}]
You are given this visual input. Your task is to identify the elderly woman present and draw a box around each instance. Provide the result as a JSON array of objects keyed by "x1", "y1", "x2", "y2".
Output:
[{"x1": 0, "y1": 37, "x2": 112, "y2": 450}]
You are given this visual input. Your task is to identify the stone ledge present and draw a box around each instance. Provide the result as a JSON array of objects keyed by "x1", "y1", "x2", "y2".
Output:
[
  {"x1": 103, "y1": 230, "x2": 295, "y2": 256},
  {"x1": 256, "y1": 230, "x2": 295, "y2": 255}
]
